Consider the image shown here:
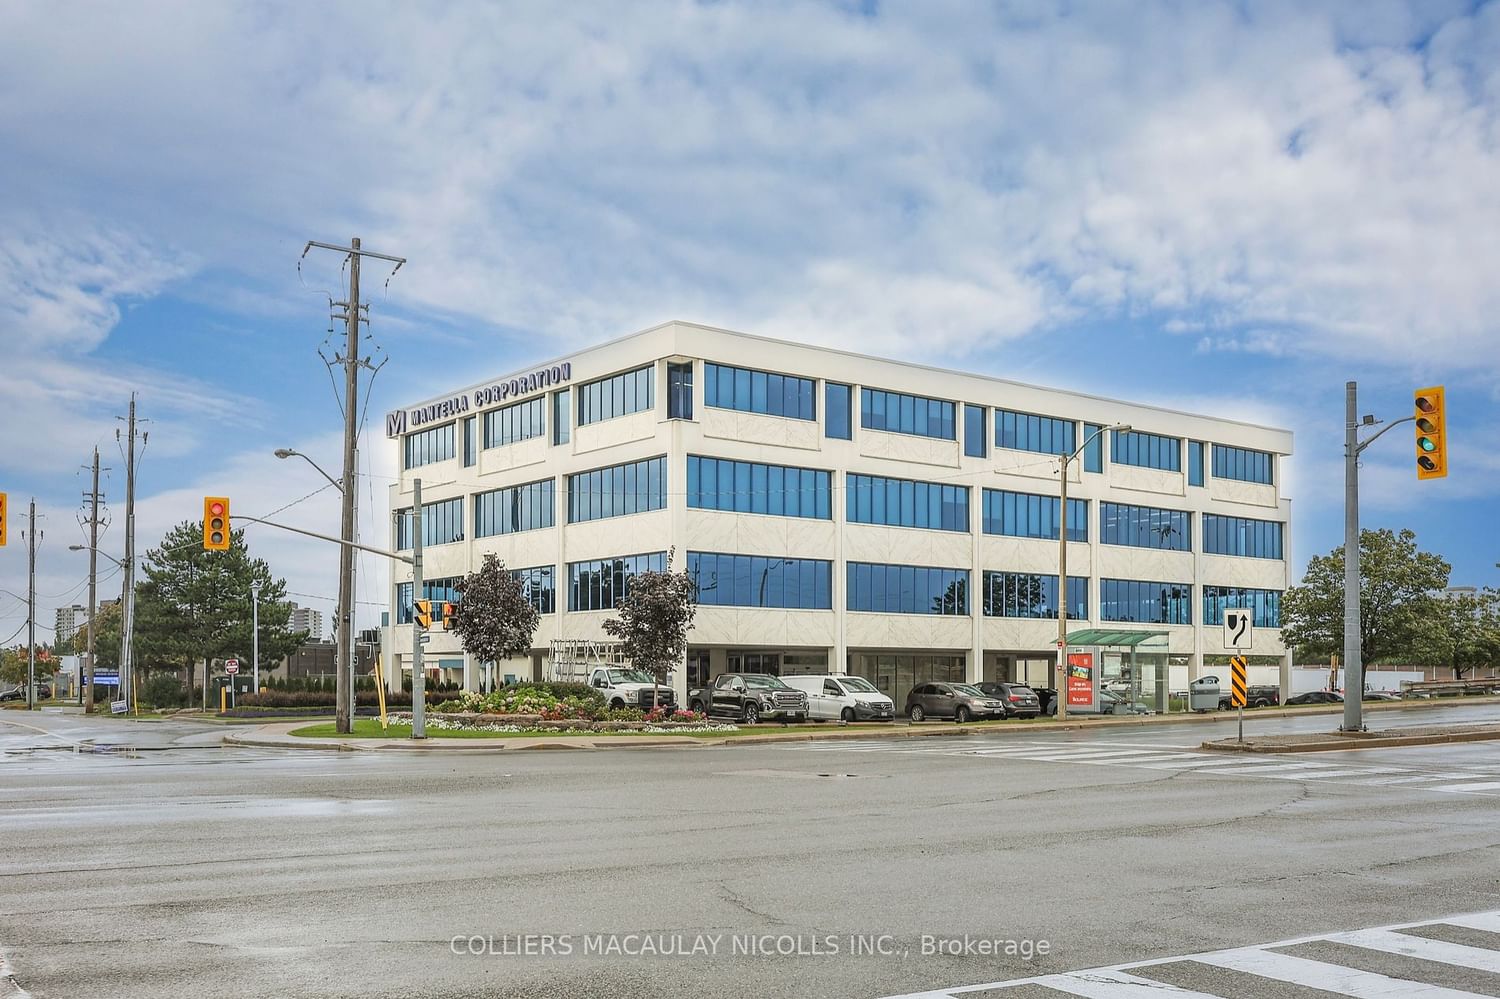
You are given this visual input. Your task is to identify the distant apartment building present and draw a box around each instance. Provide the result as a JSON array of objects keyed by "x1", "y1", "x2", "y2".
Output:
[
  {"x1": 54, "y1": 604, "x2": 87, "y2": 648},
  {"x1": 288, "y1": 604, "x2": 325, "y2": 641}
]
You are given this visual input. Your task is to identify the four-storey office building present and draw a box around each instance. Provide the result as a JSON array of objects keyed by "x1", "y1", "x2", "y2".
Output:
[{"x1": 383, "y1": 321, "x2": 1292, "y2": 707}]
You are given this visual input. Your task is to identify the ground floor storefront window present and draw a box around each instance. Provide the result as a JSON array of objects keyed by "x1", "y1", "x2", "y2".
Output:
[{"x1": 848, "y1": 652, "x2": 965, "y2": 711}]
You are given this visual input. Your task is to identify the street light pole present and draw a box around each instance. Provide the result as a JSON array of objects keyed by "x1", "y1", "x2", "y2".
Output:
[
  {"x1": 1055, "y1": 423, "x2": 1130, "y2": 722},
  {"x1": 251, "y1": 580, "x2": 262, "y2": 693}
]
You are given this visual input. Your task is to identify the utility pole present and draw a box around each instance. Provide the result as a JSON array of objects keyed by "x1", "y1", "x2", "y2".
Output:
[
  {"x1": 84, "y1": 448, "x2": 101, "y2": 712},
  {"x1": 302, "y1": 237, "x2": 404, "y2": 735},
  {"x1": 26, "y1": 499, "x2": 37, "y2": 710},
  {"x1": 1342, "y1": 381, "x2": 1362, "y2": 733},
  {"x1": 118, "y1": 395, "x2": 141, "y2": 712}
]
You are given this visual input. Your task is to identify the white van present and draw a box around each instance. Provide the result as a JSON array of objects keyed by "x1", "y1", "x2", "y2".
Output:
[{"x1": 781, "y1": 674, "x2": 896, "y2": 722}]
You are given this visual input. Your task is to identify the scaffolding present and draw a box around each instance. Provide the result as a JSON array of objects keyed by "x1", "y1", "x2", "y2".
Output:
[{"x1": 547, "y1": 638, "x2": 629, "y2": 683}]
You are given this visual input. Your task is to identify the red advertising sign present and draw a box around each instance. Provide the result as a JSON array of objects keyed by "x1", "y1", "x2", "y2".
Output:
[{"x1": 1066, "y1": 652, "x2": 1093, "y2": 707}]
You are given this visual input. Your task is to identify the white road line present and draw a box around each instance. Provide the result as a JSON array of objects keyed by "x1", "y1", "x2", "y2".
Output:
[
  {"x1": 1431, "y1": 781, "x2": 1500, "y2": 795},
  {"x1": 1211, "y1": 945, "x2": 1491, "y2": 997},
  {"x1": 1031, "y1": 969, "x2": 1229, "y2": 998},
  {"x1": 1446, "y1": 912, "x2": 1500, "y2": 934},
  {"x1": 1191, "y1": 761, "x2": 1389, "y2": 777},
  {"x1": 1328, "y1": 928, "x2": 1500, "y2": 973}
]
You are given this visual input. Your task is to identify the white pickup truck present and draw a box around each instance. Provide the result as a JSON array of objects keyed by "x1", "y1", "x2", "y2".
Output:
[{"x1": 586, "y1": 667, "x2": 677, "y2": 711}]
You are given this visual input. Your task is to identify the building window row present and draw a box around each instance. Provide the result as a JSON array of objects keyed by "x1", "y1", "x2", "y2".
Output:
[
  {"x1": 395, "y1": 577, "x2": 461, "y2": 624},
  {"x1": 688, "y1": 456, "x2": 831, "y2": 519},
  {"x1": 704, "y1": 362, "x2": 816, "y2": 421},
  {"x1": 1111, "y1": 429, "x2": 1182, "y2": 472},
  {"x1": 567, "y1": 456, "x2": 667, "y2": 524},
  {"x1": 483, "y1": 396, "x2": 545, "y2": 448},
  {"x1": 1101, "y1": 501, "x2": 1192, "y2": 551},
  {"x1": 474, "y1": 479, "x2": 556, "y2": 538},
  {"x1": 982, "y1": 571, "x2": 1088, "y2": 620},
  {"x1": 847, "y1": 562, "x2": 968, "y2": 616},
  {"x1": 686, "y1": 552, "x2": 833, "y2": 609},
  {"x1": 996, "y1": 408, "x2": 1076, "y2": 456},
  {"x1": 403, "y1": 423, "x2": 455, "y2": 469},
  {"x1": 982, "y1": 489, "x2": 1087, "y2": 542},
  {"x1": 1203, "y1": 586, "x2": 1282, "y2": 628},
  {"x1": 1099, "y1": 578, "x2": 1192, "y2": 625},
  {"x1": 846, "y1": 474, "x2": 969, "y2": 533},
  {"x1": 1212, "y1": 444, "x2": 1274, "y2": 485},
  {"x1": 568, "y1": 552, "x2": 667, "y2": 611},
  {"x1": 512, "y1": 565, "x2": 557, "y2": 614},
  {"x1": 578, "y1": 365, "x2": 654, "y2": 426},
  {"x1": 861, "y1": 388, "x2": 955, "y2": 441},
  {"x1": 395, "y1": 496, "x2": 464, "y2": 550},
  {"x1": 1203, "y1": 514, "x2": 1283, "y2": 560}
]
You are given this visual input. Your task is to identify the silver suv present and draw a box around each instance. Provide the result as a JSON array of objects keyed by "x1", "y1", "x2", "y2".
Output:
[{"x1": 905, "y1": 682, "x2": 1007, "y2": 723}]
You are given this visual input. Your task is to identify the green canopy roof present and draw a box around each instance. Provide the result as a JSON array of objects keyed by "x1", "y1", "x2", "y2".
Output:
[{"x1": 1065, "y1": 628, "x2": 1170, "y2": 648}]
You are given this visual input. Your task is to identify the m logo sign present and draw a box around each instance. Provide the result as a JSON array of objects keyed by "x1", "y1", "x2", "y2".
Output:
[{"x1": 385, "y1": 410, "x2": 408, "y2": 438}]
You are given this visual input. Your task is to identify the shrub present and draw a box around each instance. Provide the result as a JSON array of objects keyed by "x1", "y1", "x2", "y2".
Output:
[{"x1": 142, "y1": 674, "x2": 185, "y2": 709}]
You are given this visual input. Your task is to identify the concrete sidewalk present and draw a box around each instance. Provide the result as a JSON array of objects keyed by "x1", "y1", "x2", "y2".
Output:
[
  {"x1": 222, "y1": 695, "x2": 1500, "y2": 753},
  {"x1": 1202, "y1": 721, "x2": 1500, "y2": 754}
]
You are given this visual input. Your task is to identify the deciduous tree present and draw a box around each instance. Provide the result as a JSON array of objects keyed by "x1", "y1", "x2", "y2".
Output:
[
  {"x1": 450, "y1": 554, "x2": 540, "y2": 678},
  {"x1": 603, "y1": 549, "x2": 697, "y2": 709}
]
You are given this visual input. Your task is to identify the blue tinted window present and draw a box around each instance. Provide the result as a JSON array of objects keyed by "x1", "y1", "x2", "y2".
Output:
[
  {"x1": 1111, "y1": 429, "x2": 1182, "y2": 471},
  {"x1": 1084, "y1": 423, "x2": 1103, "y2": 473},
  {"x1": 1203, "y1": 586, "x2": 1281, "y2": 627},
  {"x1": 567, "y1": 552, "x2": 668, "y2": 611},
  {"x1": 483, "y1": 396, "x2": 545, "y2": 448},
  {"x1": 981, "y1": 490, "x2": 1087, "y2": 541},
  {"x1": 567, "y1": 457, "x2": 667, "y2": 523},
  {"x1": 552, "y1": 390, "x2": 570, "y2": 445},
  {"x1": 846, "y1": 474, "x2": 968, "y2": 532},
  {"x1": 1100, "y1": 579, "x2": 1192, "y2": 625},
  {"x1": 687, "y1": 552, "x2": 833, "y2": 610},
  {"x1": 1100, "y1": 502, "x2": 1191, "y2": 551},
  {"x1": 394, "y1": 497, "x2": 464, "y2": 550},
  {"x1": 395, "y1": 577, "x2": 461, "y2": 624},
  {"x1": 687, "y1": 456, "x2": 831, "y2": 519},
  {"x1": 578, "y1": 366, "x2": 654, "y2": 426},
  {"x1": 702, "y1": 362, "x2": 815, "y2": 420},
  {"x1": 860, "y1": 387, "x2": 956, "y2": 440},
  {"x1": 964, "y1": 404, "x2": 987, "y2": 457},
  {"x1": 995, "y1": 409, "x2": 1077, "y2": 456},
  {"x1": 825, "y1": 382, "x2": 852, "y2": 439},
  {"x1": 510, "y1": 565, "x2": 556, "y2": 614},
  {"x1": 667, "y1": 362, "x2": 694, "y2": 420},
  {"x1": 1211, "y1": 444, "x2": 1274, "y2": 484},
  {"x1": 1203, "y1": 514, "x2": 1283, "y2": 559},
  {"x1": 462, "y1": 417, "x2": 477, "y2": 467},
  {"x1": 846, "y1": 563, "x2": 968, "y2": 615},
  {"x1": 982, "y1": 572, "x2": 1087, "y2": 620},
  {"x1": 474, "y1": 478, "x2": 555, "y2": 538},
  {"x1": 1188, "y1": 441, "x2": 1204, "y2": 486},
  {"x1": 403, "y1": 423, "x2": 456, "y2": 469}
]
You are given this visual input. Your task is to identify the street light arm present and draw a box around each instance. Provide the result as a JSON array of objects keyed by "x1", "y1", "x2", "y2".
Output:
[
  {"x1": 274, "y1": 449, "x2": 344, "y2": 493},
  {"x1": 1354, "y1": 415, "x2": 1414, "y2": 456},
  {"x1": 1068, "y1": 422, "x2": 1132, "y2": 464}
]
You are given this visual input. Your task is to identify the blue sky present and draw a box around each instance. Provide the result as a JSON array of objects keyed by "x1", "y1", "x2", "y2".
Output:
[{"x1": 2, "y1": 0, "x2": 1498, "y2": 645}]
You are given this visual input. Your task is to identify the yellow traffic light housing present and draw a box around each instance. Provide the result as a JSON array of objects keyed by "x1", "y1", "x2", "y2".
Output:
[
  {"x1": 414, "y1": 599, "x2": 433, "y2": 630},
  {"x1": 203, "y1": 496, "x2": 231, "y2": 550},
  {"x1": 441, "y1": 601, "x2": 457, "y2": 631},
  {"x1": 1414, "y1": 386, "x2": 1447, "y2": 480},
  {"x1": 0, "y1": 492, "x2": 7, "y2": 547}
]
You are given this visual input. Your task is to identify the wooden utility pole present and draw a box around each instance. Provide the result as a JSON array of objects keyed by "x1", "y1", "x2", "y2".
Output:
[{"x1": 83, "y1": 448, "x2": 101, "y2": 712}]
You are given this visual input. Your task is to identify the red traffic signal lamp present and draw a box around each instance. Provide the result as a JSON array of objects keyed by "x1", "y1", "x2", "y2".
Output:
[
  {"x1": 1414, "y1": 386, "x2": 1447, "y2": 480},
  {"x1": 414, "y1": 599, "x2": 433, "y2": 630},
  {"x1": 203, "y1": 496, "x2": 231, "y2": 550}
]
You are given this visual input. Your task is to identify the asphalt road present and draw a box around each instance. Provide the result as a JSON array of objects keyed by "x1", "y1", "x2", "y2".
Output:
[{"x1": 2, "y1": 703, "x2": 1499, "y2": 999}]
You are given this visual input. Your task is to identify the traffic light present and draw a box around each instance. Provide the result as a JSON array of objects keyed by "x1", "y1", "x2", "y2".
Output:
[
  {"x1": 414, "y1": 599, "x2": 433, "y2": 630},
  {"x1": 0, "y1": 492, "x2": 7, "y2": 547},
  {"x1": 441, "y1": 601, "x2": 457, "y2": 631},
  {"x1": 203, "y1": 496, "x2": 231, "y2": 550},
  {"x1": 1414, "y1": 386, "x2": 1447, "y2": 480}
]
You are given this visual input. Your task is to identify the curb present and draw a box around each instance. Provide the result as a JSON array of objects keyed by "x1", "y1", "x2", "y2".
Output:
[{"x1": 1201, "y1": 728, "x2": 1500, "y2": 754}]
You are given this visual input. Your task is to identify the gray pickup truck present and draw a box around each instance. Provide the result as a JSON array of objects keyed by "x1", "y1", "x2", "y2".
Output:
[{"x1": 688, "y1": 673, "x2": 808, "y2": 724}]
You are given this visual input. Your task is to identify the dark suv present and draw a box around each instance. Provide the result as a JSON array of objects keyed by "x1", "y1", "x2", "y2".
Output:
[
  {"x1": 688, "y1": 673, "x2": 808, "y2": 723},
  {"x1": 976, "y1": 682, "x2": 1042, "y2": 719},
  {"x1": 905, "y1": 682, "x2": 1007, "y2": 723}
]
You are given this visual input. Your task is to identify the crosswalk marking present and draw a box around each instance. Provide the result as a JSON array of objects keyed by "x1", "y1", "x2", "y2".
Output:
[
  {"x1": 787, "y1": 737, "x2": 1500, "y2": 795},
  {"x1": 877, "y1": 908, "x2": 1500, "y2": 999}
]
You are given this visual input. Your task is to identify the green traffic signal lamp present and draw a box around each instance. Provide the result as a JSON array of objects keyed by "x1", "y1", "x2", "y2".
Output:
[{"x1": 1413, "y1": 386, "x2": 1446, "y2": 480}]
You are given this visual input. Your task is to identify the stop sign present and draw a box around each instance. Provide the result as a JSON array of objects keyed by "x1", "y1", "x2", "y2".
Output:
[{"x1": 225, "y1": 658, "x2": 239, "y2": 675}]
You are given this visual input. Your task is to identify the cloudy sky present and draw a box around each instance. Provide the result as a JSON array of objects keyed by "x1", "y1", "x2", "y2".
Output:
[{"x1": 2, "y1": 0, "x2": 1497, "y2": 649}]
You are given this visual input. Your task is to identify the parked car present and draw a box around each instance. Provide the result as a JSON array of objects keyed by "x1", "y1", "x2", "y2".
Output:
[
  {"x1": 1362, "y1": 690, "x2": 1401, "y2": 702},
  {"x1": 1217, "y1": 684, "x2": 1281, "y2": 710},
  {"x1": 1032, "y1": 687, "x2": 1059, "y2": 716},
  {"x1": 0, "y1": 684, "x2": 50, "y2": 702},
  {"x1": 585, "y1": 667, "x2": 676, "y2": 711},
  {"x1": 1286, "y1": 690, "x2": 1344, "y2": 705},
  {"x1": 1066, "y1": 689, "x2": 1153, "y2": 716},
  {"x1": 688, "y1": 673, "x2": 808, "y2": 723},
  {"x1": 905, "y1": 682, "x2": 1007, "y2": 723},
  {"x1": 974, "y1": 682, "x2": 1042, "y2": 719},
  {"x1": 781, "y1": 674, "x2": 895, "y2": 722}
]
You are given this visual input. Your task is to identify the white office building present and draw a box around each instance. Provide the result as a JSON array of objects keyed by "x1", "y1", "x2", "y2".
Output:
[
  {"x1": 54, "y1": 604, "x2": 87, "y2": 648},
  {"x1": 382, "y1": 321, "x2": 1292, "y2": 708},
  {"x1": 288, "y1": 604, "x2": 325, "y2": 642}
]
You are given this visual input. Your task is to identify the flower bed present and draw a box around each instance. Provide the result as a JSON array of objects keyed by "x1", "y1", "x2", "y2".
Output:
[{"x1": 385, "y1": 711, "x2": 740, "y2": 734}]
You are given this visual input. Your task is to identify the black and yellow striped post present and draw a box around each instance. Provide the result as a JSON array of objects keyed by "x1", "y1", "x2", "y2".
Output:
[{"x1": 1231, "y1": 655, "x2": 1248, "y2": 743}]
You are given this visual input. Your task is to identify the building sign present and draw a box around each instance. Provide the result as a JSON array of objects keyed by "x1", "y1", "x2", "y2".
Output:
[
  {"x1": 1066, "y1": 652, "x2": 1094, "y2": 707},
  {"x1": 386, "y1": 361, "x2": 573, "y2": 438}
]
